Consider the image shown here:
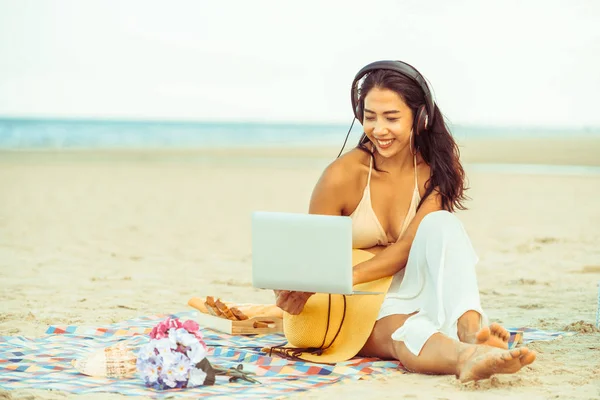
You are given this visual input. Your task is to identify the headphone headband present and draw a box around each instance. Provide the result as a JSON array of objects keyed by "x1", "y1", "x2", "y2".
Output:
[{"x1": 351, "y1": 60, "x2": 435, "y2": 129}]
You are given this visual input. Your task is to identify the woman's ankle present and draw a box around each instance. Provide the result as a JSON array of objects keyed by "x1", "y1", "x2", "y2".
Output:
[{"x1": 457, "y1": 310, "x2": 481, "y2": 342}]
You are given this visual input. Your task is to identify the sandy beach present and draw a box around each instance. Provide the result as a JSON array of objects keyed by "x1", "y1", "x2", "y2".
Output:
[{"x1": 1, "y1": 137, "x2": 599, "y2": 399}]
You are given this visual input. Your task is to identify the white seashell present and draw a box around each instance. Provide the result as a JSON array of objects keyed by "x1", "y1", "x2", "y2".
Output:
[{"x1": 72, "y1": 342, "x2": 137, "y2": 378}]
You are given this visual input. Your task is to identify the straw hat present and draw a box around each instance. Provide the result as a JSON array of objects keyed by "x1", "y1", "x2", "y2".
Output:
[{"x1": 266, "y1": 249, "x2": 392, "y2": 363}]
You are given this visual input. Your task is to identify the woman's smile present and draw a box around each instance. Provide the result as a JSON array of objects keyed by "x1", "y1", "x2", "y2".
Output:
[{"x1": 374, "y1": 137, "x2": 395, "y2": 149}]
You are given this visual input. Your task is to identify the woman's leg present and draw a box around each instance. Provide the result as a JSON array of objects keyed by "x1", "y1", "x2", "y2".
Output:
[
  {"x1": 361, "y1": 211, "x2": 532, "y2": 378},
  {"x1": 424, "y1": 213, "x2": 510, "y2": 348},
  {"x1": 360, "y1": 315, "x2": 536, "y2": 382},
  {"x1": 413, "y1": 211, "x2": 510, "y2": 348}
]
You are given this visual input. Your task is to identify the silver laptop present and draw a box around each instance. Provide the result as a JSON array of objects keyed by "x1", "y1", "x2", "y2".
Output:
[{"x1": 251, "y1": 211, "x2": 382, "y2": 295}]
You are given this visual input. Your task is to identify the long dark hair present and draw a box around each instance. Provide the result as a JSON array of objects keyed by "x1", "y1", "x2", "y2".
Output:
[{"x1": 356, "y1": 69, "x2": 468, "y2": 212}]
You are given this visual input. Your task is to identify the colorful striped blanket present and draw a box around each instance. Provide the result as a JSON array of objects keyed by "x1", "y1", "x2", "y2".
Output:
[{"x1": 0, "y1": 311, "x2": 576, "y2": 398}]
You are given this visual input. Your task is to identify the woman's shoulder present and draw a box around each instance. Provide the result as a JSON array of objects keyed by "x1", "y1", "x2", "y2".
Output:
[
  {"x1": 320, "y1": 147, "x2": 371, "y2": 189},
  {"x1": 310, "y1": 147, "x2": 370, "y2": 215}
]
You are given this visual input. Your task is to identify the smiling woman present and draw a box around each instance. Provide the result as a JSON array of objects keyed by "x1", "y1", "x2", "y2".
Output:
[
  {"x1": 356, "y1": 67, "x2": 467, "y2": 213},
  {"x1": 273, "y1": 60, "x2": 537, "y2": 383}
]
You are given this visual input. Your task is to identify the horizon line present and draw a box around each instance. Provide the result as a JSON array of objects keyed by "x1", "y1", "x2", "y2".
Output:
[{"x1": 0, "y1": 115, "x2": 598, "y2": 131}]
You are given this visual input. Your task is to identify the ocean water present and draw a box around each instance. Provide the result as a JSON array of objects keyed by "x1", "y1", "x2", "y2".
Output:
[
  {"x1": 0, "y1": 118, "x2": 598, "y2": 149},
  {"x1": 0, "y1": 118, "x2": 357, "y2": 149}
]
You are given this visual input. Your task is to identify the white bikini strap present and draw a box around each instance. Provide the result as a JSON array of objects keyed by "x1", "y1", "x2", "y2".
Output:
[
  {"x1": 413, "y1": 154, "x2": 418, "y2": 188},
  {"x1": 367, "y1": 156, "x2": 373, "y2": 186}
]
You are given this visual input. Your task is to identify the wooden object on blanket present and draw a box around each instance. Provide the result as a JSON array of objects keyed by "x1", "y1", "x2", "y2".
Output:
[
  {"x1": 188, "y1": 297, "x2": 283, "y2": 319},
  {"x1": 195, "y1": 312, "x2": 283, "y2": 335},
  {"x1": 188, "y1": 296, "x2": 284, "y2": 335}
]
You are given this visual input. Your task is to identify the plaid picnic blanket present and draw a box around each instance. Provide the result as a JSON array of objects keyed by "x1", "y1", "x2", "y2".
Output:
[{"x1": 0, "y1": 311, "x2": 576, "y2": 398}]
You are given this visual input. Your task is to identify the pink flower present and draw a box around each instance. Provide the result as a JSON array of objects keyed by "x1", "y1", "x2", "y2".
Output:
[
  {"x1": 150, "y1": 318, "x2": 177, "y2": 339},
  {"x1": 168, "y1": 318, "x2": 183, "y2": 330},
  {"x1": 149, "y1": 324, "x2": 165, "y2": 340},
  {"x1": 181, "y1": 320, "x2": 207, "y2": 349},
  {"x1": 182, "y1": 320, "x2": 199, "y2": 333},
  {"x1": 149, "y1": 318, "x2": 206, "y2": 349}
]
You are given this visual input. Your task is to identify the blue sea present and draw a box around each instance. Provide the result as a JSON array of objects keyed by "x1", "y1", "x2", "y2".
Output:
[{"x1": 0, "y1": 118, "x2": 598, "y2": 149}]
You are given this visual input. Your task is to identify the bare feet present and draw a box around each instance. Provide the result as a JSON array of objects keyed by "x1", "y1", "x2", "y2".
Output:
[
  {"x1": 474, "y1": 323, "x2": 510, "y2": 349},
  {"x1": 457, "y1": 345, "x2": 536, "y2": 382}
]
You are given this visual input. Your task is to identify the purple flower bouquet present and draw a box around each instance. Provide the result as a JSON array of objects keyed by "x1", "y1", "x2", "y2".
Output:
[{"x1": 136, "y1": 317, "x2": 259, "y2": 390}]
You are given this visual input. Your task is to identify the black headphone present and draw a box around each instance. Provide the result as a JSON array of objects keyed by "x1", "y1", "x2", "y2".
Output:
[{"x1": 337, "y1": 60, "x2": 435, "y2": 157}]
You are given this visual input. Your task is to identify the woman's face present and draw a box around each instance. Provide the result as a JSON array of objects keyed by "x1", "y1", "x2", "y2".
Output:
[{"x1": 362, "y1": 87, "x2": 414, "y2": 158}]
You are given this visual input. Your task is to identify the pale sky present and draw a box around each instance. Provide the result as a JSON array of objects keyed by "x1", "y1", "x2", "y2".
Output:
[{"x1": 0, "y1": 0, "x2": 598, "y2": 127}]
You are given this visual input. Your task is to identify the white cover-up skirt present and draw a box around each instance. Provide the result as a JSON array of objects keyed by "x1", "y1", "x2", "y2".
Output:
[{"x1": 377, "y1": 210, "x2": 489, "y2": 356}]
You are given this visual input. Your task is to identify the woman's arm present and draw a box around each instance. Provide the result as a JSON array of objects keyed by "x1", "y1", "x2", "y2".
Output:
[
  {"x1": 274, "y1": 159, "x2": 351, "y2": 314},
  {"x1": 307, "y1": 161, "x2": 349, "y2": 216},
  {"x1": 352, "y1": 190, "x2": 443, "y2": 285},
  {"x1": 362, "y1": 245, "x2": 388, "y2": 255}
]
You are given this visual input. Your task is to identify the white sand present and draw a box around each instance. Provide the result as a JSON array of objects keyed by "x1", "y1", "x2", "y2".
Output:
[{"x1": 1, "y1": 137, "x2": 599, "y2": 399}]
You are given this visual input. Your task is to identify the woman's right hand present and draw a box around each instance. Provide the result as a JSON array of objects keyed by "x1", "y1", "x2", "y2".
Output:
[{"x1": 274, "y1": 290, "x2": 314, "y2": 315}]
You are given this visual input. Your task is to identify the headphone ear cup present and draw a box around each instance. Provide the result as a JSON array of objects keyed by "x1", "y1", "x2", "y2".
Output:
[
  {"x1": 415, "y1": 105, "x2": 428, "y2": 135},
  {"x1": 352, "y1": 82, "x2": 362, "y2": 121},
  {"x1": 356, "y1": 98, "x2": 364, "y2": 122}
]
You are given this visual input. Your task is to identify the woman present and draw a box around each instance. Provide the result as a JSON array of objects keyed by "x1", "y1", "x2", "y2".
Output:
[{"x1": 275, "y1": 60, "x2": 536, "y2": 381}]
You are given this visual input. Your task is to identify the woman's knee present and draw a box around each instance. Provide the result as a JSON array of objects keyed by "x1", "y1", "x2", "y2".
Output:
[
  {"x1": 416, "y1": 210, "x2": 468, "y2": 245},
  {"x1": 414, "y1": 210, "x2": 477, "y2": 272},
  {"x1": 419, "y1": 210, "x2": 462, "y2": 233}
]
